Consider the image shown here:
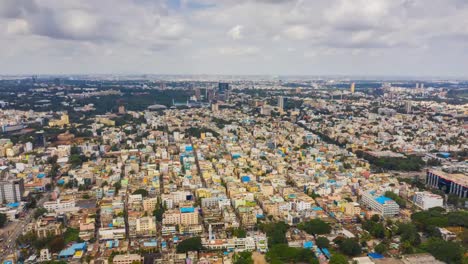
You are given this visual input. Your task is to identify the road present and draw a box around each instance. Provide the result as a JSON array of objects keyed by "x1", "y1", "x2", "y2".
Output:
[{"x1": 1, "y1": 193, "x2": 50, "y2": 261}]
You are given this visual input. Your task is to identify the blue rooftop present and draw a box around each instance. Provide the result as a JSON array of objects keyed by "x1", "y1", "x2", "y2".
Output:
[
  {"x1": 368, "y1": 253, "x2": 384, "y2": 259},
  {"x1": 375, "y1": 196, "x2": 393, "y2": 204},
  {"x1": 180, "y1": 207, "x2": 195, "y2": 213}
]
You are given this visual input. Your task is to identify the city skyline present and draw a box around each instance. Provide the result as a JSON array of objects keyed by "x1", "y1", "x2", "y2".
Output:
[{"x1": 1, "y1": 0, "x2": 468, "y2": 77}]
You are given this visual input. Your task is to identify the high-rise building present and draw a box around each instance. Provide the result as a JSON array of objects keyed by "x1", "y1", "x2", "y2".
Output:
[
  {"x1": 405, "y1": 101, "x2": 412, "y2": 114},
  {"x1": 218, "y1": 83, "x2": 229, "y2": 92},
  {"x1": 413, "y1": 191, "x2": 443, "y2": 210},
  {"x1": 195, "y1": 88, "x2": 201, "y2": 101},
  {"x1": 211, "y1": 102, "x2": 219, "y2": 112},
  {"x1": 0, "y1": 168, "x2": 25, "y2": 204},
  {"x1": 277, "y1": 96, "x2": 284, "y2": 111},
  {"x1": 118, "y1": 105, "x2": 126, "y2": 115},
  {"x1": 361, "y1": 191, "x2": 399, "y2": 217},
  {"x1": 350, "y1": 82, "x2": 355, "y2": 93}
]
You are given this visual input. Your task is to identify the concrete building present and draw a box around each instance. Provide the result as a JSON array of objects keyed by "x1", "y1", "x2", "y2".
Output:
[
  {"x1": 413, "y1": 191, "x2": 443, "y2": 210},
  {"x1": 277, "y1": 96, "x2": 284, "y2": 112},
  {"x1": 426, "y1": 170, "x2": 467, "y2": 198},
  {"x1": 43, "y1": 199, "x2": 76, "y2": 212},
  {"x1": 361, "y1": 191, "x2": 399, "y2": 217},
  {"x1": 113, "y1": 254, "x2": 143, "y2": 264},
  {"x1": 0, "y1": 168, "x2": 25, "y2": 204}
]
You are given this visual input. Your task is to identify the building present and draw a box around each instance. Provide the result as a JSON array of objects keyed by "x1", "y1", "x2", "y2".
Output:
[
  {"x1": 413, "y1": 191, "x2": 443, "y2": 210},
  {"x1": 0, "y1": 168, "x2": 25, "y2": 204},
  {"x1": 113, "y1": 254, "x2": 143, "y2": 264},
  {"x1": 211, "y1": 103, "x2": 219, "y2": 112},
  {"x1": 136, "y1": 216, "x2": 157, "y2": 236},
  {"x1": 43, "y1": 199, "x2": 76, "y2": 212},
  {"x1": 344, "y1": 202, "x2": 361, "y2": 216},
  {"x1": 180, "y1": 207, "x2": 199, "y2": 226},
  {"x1": 361, "y1": 191, "x2": 399, "y2": 217},
  {"x1": 350, "y1": 82, "x2": 355, "y2": 93},
  {"x1": 405, "y1": 101, "x2": 412, "y2": 114},
  {"x1": 118, "y1": 105, "x2": 126, "y2": 114},
  {"x1": 48, "y1": 113, "x2": 70, "y2": 127},
  {"x1": 426, "y1": 170, "x2": 467, "y2": 198},
  {"x1": 277, "y1": 96, "x2": 284, "y2": 111}
]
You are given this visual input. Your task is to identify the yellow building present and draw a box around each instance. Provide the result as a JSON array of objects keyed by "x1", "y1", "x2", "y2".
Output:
[
  {"x1": 49, "y1": 113, "x2": 70, "y2": 127},
  {"x1": 350, "y1": 83, "x2": 355, "y2": 93}
]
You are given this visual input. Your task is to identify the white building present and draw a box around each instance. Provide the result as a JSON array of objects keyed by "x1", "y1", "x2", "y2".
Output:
[
  {"x1": 361, "y1": 191, "x2": 399, "y2": 217},
  {"x1": 413, "y1": 191, "x2": 443, "y2": 210},
  {"x1": 43, "y1": 199, "x2": 76, "y2": 212}
]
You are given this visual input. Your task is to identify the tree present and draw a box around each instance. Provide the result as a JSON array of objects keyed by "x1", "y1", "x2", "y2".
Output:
[
  {"x1": 48, "y1": 236, "x2": 66, "y2": 253},
  {"x1": 421, "y1": 238, "x2": 464, "y2": 264},
  {"x1": 176, "y1": 237, "x2": 202, "y2": 253},
  {"x1": 329, "y1": 254, "x2": 348, "y2": 264},
  {"x1": 316, "y1": 237, "x2": 330, "y2": 249},
  {"x1": 234, "y1": 251, "x2": 253, "y2": 264},
  {"x1": 113, "y1": 182, "x2": 122, "y2": 193},
  {"x1": 298, "y1": 219, "x2": 332, "y2": 235},
  {"x1": 132, "y1": 189, "x2": 149, "y2": 197},
  {"x1": 259, "y1": 222, "x2": 289, "y2": 246},
  {"x1": 397, "y1": 223, "x2": 420, "y2": 246},
  {"x1": 339, "y1": 238, "x2": 361, "y2": 256},
  {"x1": 374, "y1": 243, "x2": 387, "y2": 254},
  {"x1": 0, "y1": 213, "x2": 7, "y2": 228},
  {"x1": 34, "y1": 207, "x2": 48, "y2": 219},
  {"x1": 231, "y1": 228, "x2": 247, "y2": 238},
  {"x1": 266, "y1": 244, "x2": 318, "y2": 264}
]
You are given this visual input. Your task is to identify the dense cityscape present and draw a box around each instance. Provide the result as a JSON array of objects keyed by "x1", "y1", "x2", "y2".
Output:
[{"x1": 0, "y1": 76, "x2": 466, "y2": 264}]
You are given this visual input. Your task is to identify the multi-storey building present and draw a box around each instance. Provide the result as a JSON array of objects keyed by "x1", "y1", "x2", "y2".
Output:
[
  {"x1": 361, "y1": 191, "x2": 399, "y2": 217},
  {"x1": 413, "y1": 191, "x2": 444, "y2": 210}
]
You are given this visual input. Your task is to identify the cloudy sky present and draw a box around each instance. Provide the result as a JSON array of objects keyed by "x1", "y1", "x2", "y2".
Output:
[{"x1": 1, "y1": 0, "x2": 468, "y2": 77}]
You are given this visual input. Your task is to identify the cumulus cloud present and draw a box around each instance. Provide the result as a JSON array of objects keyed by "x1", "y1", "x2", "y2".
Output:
[{"x1": 0, "y1": 0, "x2": 467, "y2": 76}]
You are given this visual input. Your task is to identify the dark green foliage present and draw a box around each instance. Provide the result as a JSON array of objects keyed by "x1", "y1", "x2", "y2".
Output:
[
  {"x1": 176, "y1": 237, "x2": 202, "y2": 253},
  {"x1": 374, "y1": 243, "x2": 387, "y2": 254},
  {"x1": 186, "y1": 127, "x2": 219, "y2": 138},
  {"x1": 0, "y1": 213, "x2": 7, "y2": 227},
  {"x1": 63, "y1": 227, "x2": 82, "y2": 244},
  {"x1": 233, "y1": 251, "x2": 253, "y2": 264},
  {"x1": 259, "y1": 222, "x2": 289, "y2": 246},
  {"x1": 384, "y1": 191, "x2": 407, "y2": 207},
  {"x1": 266, "y1": 244, "x2": 318, "y2": 264},
  {"x1": 397, "y1": 223, "x2": 421, "y2": 246},
  {"x1": 132, "y1": 189, "x2": 149, "y2": 197},
  {"x1": 339, "y1": 238, "x2": 362, "y2": 256},
  {"x1": 298, "y1": 219, "x2": 332, "y2": 235},
  {"x1": 420, "y1": 238, "x2": 464, "y2": 264},
  {"x1": 363, "y1": 220, "x2": 386, "y2": 239},
  {"x1": 34, "y1": 207, "x2": 48, "y2": 219},
  {"x1": 230, "y1": 228, "x2": 247, "y2": 238},
  {"x1": 316, "y1": 237, "x2": 330, "y2": 249},
  {"x1": 329, "y1": 254, "x2": 348, "y2": 264},
  {"x1": 357, "y1": 151, "x2": 424, "y2": 171}
]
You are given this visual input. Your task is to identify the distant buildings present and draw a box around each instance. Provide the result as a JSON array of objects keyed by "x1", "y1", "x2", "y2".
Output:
[
  {"x1": 48, "y1": 113, "x2": 70, "y2": 128},
  {"x1": 361, "y1": 191, "x2": 399, "y2": 217},
  {"x1": 413, "y1": 191, "x2": 443, "y2": 210}
]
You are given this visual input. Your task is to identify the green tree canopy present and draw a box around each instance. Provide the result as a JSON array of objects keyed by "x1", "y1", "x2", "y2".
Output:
[
  {"x1": 176, "y1": 237, "x2": 202, "y2": 253},
  {"x1": 339, "y1": 238, "x2": 362, "y2": 256},
  {"x1": 316, "y1": 237, "x2": 330, "y2": 249},
  {"x1": 298, "y1": 219, "x2": 332, "y2": 235},
  {"x1": 329, "y1": 254, "x2": 348, "y2": 264}
]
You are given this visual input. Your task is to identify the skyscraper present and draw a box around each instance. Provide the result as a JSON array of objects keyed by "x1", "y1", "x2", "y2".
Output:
[
  {"x1": 277, "y1": 96, "x2": 284, "y2": 111},
  {"x1": 350, "y1": 82, "x2": 355, "y2": 93},
  {"x1": 405, "y1": 101, "x2": 412, "y2": 114}
]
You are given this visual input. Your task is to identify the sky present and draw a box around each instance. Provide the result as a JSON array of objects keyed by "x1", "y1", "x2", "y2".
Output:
[{"x1": 1, "y1": 0, "x2": 468, "y2": 77}]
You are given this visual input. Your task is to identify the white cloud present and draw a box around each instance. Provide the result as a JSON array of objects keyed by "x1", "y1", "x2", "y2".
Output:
[
  {"x1": 227, "y1": 25, "x2": 243, "y2": 40},
  {"x1": 0, "y1": 0, "x2": 467, "y2": 76}
]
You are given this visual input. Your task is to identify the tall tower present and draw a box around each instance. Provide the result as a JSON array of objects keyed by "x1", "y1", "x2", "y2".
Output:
[
  {"x1": 277, "y1": 96, "x2": 284, "y2": 111},
  {"x1": 208, "y1": 224, "x2": 214, "y2": 240},
  {"x1": 350, "y1": 83, "x2": 355, "y2": 93}
]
